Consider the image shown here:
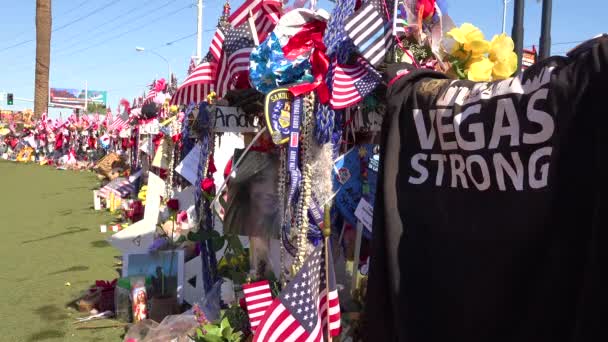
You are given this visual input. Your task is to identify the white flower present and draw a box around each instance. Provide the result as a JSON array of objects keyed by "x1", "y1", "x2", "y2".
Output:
[{"x1": 220, "y1": 278, "x2": 236, "y2": 305}]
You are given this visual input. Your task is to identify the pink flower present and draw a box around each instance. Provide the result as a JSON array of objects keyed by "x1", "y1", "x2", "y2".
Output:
[{"x1": 177, "y1": 211, "x2": 188, "y2": 224}]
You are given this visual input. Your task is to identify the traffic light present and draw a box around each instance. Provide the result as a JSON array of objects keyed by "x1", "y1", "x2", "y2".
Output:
[{"x1": 7, "y1": 93, "x2": 13, "y2": 105}]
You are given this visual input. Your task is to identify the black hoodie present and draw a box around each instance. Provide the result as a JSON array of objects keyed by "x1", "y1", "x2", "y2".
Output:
[{"x1": 365, "y1": 36, "x2": 607, "y2": 342}]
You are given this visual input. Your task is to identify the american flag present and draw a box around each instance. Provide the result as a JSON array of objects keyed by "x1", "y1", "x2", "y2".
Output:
[
  {"x1": 228, "y1": 0, "x2": 282, "y2": 43},
  {"x1": 98, "y1": 177, "x2": 135, "y2": 199},
  {"x1": 170, "y1": 53, "x2": 217, "y2": 106},
  {"x1": 145, "y1": 81, "x2": 158, "y2": 103},
  {"x1": 253, "y1": 244, "x2": 341, "y2": 342},
  {"x1": 242, "y1": 280, "x2": 274, "y2": 333},
  {"x1": 187, "y1": 56, "x2": 198, "y2": 75},
  {"x1": 344, "y1": 0, "x2": 394, "y2": 67},
  {"x1": 108, "y1": 110, "x2": 130, "y2": 132},
  {"x1": 210, "y1": 26, "x2": 226, "y2": 62},
  {"x1": 216, "y1": 23, "x2": 256, "y2": 97},
  {"x1": 330, "y1": 57, "x2": 381, "y2": 109},
  {"x1": 104, "y1": 109, "x2": 113, "y2": 129}
]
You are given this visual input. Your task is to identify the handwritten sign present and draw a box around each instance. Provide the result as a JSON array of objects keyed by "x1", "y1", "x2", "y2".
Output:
[
  {"x1": 213, "y1": 106, "x2": 259, "y2": 133},
  {"x1": 354, "y1": 198, "x2": 374, "y2": 232},
  {"x1": 140, "y1": 120, "x2": 160, "y2": 135},
  {"x1": 175, "y1": 143, "x2": 201, "y2": 185}
]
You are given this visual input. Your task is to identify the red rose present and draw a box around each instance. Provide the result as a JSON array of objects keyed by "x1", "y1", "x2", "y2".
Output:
[
  {"x1": 201, "y1": 177, "x2": 215, "y2": 194},
  {"x1": 167, "y1": 199, "x2": 179, "y2": 211}
]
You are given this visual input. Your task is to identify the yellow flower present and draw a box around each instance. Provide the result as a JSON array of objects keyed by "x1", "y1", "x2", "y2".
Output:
[
  {"x1": 492, "y1": 51, "x2": 518, "y2": 79},
  {"x1": 467, "y1": 57, "x2": 494, "y2": 82},
  {"x1": 447, "y1": 23, "x2": 485, "y2": 46},
  {"x1": 489, "y1": 34, "x2": 515, "y2": 62},
  {"x1": 465, "y1": 39, "x2": 490, "y2": 58},
  {"x1": 169, "y1": 105, "x2": 179, "y2": 113}
]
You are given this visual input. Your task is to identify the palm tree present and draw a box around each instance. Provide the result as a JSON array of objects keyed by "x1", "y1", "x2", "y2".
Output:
[{"x1": 34, "y1": 0, "x2": 52, "y2": 119}]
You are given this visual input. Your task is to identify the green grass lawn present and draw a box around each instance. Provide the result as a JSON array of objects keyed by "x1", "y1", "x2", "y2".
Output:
[{"x1": 0, "y1": 161, "x2": 124, "y2": 341}]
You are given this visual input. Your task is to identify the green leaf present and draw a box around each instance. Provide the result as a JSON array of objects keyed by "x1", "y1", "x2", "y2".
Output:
[
  {"x1": 202, "y1": 335, "x2": 224, "y2": 342},
  {"x1": 211, "y1": 236, "x2": 226, "y2": 252},
  {"x1": 203, "y1": 324, "x2": 220, "y2": 336},
  {"x1": 226, "y1": 235, "x2": 244, "y2": 254},
  {"x1": 222, "y1": 327, "x2": 234, "y2": 339},
  {"x1": 220, "y1": 317, "x2": 230, "y2": 331},
  {"x1": 229, "y1": 270, "x2": 247, "y2": 284}
]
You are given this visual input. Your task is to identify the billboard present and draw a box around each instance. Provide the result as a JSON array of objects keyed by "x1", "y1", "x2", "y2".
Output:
[
  {"x1": 50, "y1": 88, "x2": 107, "y2": 107},
  {"x1": 522, "y1": 47, "x2": 537, "y2": 71}
]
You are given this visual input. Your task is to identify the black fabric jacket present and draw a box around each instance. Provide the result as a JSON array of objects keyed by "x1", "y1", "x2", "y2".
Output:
[{"x1": 365, "y1": 36, "x2": 607, "y2": 342}]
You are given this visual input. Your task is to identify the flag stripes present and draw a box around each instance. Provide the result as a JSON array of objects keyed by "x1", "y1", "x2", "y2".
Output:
[
  {"x1": 243, "y1": 280, "x2": 274, "y2": 332},
  {"x1": 344, "y1": 0, "x2": 394, "y2": 67}
]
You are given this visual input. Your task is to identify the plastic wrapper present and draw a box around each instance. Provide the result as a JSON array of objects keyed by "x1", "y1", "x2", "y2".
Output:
[{"x1": 123, "y1": 314, "x2": 199, "y2": 342}]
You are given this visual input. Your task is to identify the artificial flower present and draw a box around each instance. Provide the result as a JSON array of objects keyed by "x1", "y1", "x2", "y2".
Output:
[
  {"x1": 467, "y1": 57, "x2": 494, "y2": 82},
  {"x1": 465, "y1": 39, "x2": 490, "y2": 58},
  {"x1": 489, "y1": 34, "x2": 515, "y2": 62},
  {"x1": 489, "y1": 34, "x2": 518, "y2": 79},
  {"x1": 492, "y1": 51, "x2": 518, "y2": 79},
  {"x1": 447, "y1": 23, "x2": 485, "y2": 49}
]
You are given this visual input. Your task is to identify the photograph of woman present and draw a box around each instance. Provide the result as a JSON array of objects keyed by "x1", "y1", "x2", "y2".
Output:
[{"x1": 223, "y1": 151, "x2": 280, "y2": 238}]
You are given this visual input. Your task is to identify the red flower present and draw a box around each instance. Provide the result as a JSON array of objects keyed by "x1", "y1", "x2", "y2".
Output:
[
  {"x1": 207, "y1": 153, "x2": 217, "y2": 174},
  {"x1": 417, "y1": 0, "x2": 436, "y2": 20},
  {"x1": 201, "y1": 177, "x2": 215, "y2": 194},
  {"x1": 167, "y1": 199, "x2": 179, "y2": 211}
]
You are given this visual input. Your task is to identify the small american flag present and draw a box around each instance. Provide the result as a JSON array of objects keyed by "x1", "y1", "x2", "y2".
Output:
[
  {"x1": 187, "y1": 56, "x2": 198, "y2": 75},
  {"x1": 98, "y1": 177, "x2": 135, "y2": 199},
  {"x1": 170, "y1": 53, "x2": 217, "y2": 106},
  {"x1": 216, "y1": 22, "x2": 256, "y2": 97},
  {"x1": 253, "y1": 244, "x2": 341, "y2": 341},
  {"x1": 229, "y1": 0, "x2": 282, "y2": 42},
  {"x1": 108, "y1": 110, "x2": 129, "y2": 132},
  {"x1": 330, "y1": 57, "x2": 381, "y2": 109},
  {"x1": 242, "y1": 280, "x2": 274, "y2": 332},
  {"x1": 344, "y1": 0, "x2": 394, "y2": 67}
]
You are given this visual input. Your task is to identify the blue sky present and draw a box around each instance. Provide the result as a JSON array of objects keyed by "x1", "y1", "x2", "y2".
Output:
[{"x1": 0, "y1": 0, "x2": 605, "y2": 117}]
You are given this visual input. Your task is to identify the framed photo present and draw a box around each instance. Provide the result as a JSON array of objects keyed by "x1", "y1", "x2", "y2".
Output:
[
  {"x1": 223, "y1": 151, "x2": 280, "y2": 238},
  {"x1": 123, "y1": 250, "x2": 185, "y2": 303}
]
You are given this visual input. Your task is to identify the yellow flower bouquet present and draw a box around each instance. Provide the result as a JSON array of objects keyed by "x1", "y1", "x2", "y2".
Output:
[{"x1": 444, "y1": 23, "x2": 518, "y2": 82}]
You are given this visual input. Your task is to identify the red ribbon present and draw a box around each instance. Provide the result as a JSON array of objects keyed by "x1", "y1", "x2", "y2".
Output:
[{"x1": 282, "y1": 21, "x2": 330, "y2": 103}]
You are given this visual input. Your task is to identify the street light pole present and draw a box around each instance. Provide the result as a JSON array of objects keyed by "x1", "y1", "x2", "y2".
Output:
[
  {"x1": 511, "y1": 0, "x2": 525, "y2": 74},
  {"x1": 197, "y1": 0, "x2": 203, "y2": 63},
  {"x1": 539, "y1": 0, "x2": 553, "y2": 60},
  {"x1": 135, "y1": 47, "x2": 172, "y2": 80},
  {"x1": 502, "y1": 0, "x2": 512, "y2": 34}
]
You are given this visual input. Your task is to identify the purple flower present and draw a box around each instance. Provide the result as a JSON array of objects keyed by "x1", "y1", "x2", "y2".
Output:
[{"x1": 148, "y1": 237, "x2": 168, "y2": 252}]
